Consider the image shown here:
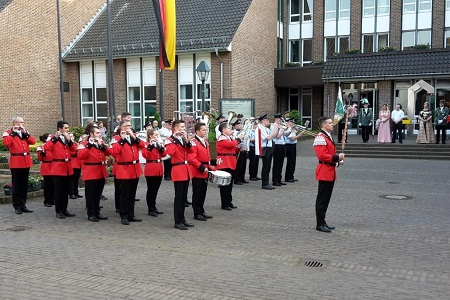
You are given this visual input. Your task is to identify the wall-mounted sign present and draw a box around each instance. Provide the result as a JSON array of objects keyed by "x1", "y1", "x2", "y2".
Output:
[{"x1": 219, "y1": 98, "x2": 255, "y2": 119}]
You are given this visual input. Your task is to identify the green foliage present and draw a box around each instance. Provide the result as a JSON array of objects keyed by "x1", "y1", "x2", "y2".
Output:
[
  {"x1": 0, "y1": 140, "x2": 8, "y2": 151},
  {"x1": 287, "y1": 110, "x2": 302, "y2": 125},
  {"x1": 70, "y1": 125, "x2": 86, "y2": 142},
  {"x1": 28, "y1": 174, "x2": 43, "y2": 186},
  {"x1": 380, "y1": 46, "x2": 396, "y2": 52},
  {"x1": 154, "y1": 112, "x2": 160, "y2": 123}
]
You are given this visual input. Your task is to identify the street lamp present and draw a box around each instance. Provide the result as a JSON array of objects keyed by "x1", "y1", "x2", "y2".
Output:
[{"x1": 196, "y1": 61, "x2": 210, "y2": 112}]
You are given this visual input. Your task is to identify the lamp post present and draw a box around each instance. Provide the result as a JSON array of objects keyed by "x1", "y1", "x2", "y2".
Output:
[{"x1": 196, "y1": 61, "x2": 210, "y2": 112}]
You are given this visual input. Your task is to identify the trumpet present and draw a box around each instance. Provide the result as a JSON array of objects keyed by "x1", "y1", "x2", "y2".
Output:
[{"x1": 292, "y1": 121, "x2": 317, "y2": 137}]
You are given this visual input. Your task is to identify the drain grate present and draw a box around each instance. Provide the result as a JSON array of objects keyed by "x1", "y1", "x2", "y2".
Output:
[
  {"x1": 387, "y1": 181, "x2": 400, "y2": 184},
  {"x1": 304, "y1": 261, "x2": 324, "y2": 268},
  {"x1": 379, "y1": 195, "x2": 414, "y2": 200},
  {"x1": 5, "y1": 226, "x2": 32, "y2": 232}
]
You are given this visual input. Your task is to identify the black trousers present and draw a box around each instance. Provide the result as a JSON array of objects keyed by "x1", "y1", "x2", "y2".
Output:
[
  {"x1": 146, "y1": 176, "x2": 162, "y2": 212},
  {"x1": 163, "y1": 158, "x2": 172, "y2": 178},
  {"x1": 219, "y1": 168, "x2": 234, "y2": 208},
  {"x1": 435, "y1": 124, "x2": 447, "y2": 143},
  {"x1": 114, "y1": 176, "x2": 120, "y2": 210},
  {"x1": 261, "y1": 146, "x2": 273, "y2": 186},
  {"x1": 248, "y1": 146, "x2": 259, "y2": 178},
  {"x1": 43, "y1": 175, "x2": 54, "y2": 205},
  {"x1": 272, "y1": 144, "x2": 285, "y2": 184},
  {"x1": 234, "y1": 151, "x2": 247, "y2": 182},
  {"x1": 315, "y1": 180, "x2": 335, "y2": 226},
  {"x1": 119, "y1": 178, "x2": 139, "y2": 220},
  {"x1": 284, "y1": 144, "x2": 297, "y2": 181},
  {"x1": 173, "y1": 180, "x2": 189, "y2": 224},
  {"x1": 68, "y1": 168, "x2": 81, "y2": 195},
  {"x1": 338, "y1": 122, "x2": 347, "y2": 143},
  {"x1": 392, "y1": 123, "x2": 403, "y2": 142},
  {"x1": 11, "y1": 168, "x2": 30, "y2": 209},
  {"x1": 53, "y1": 175, "x2": 70, "y2": 213},
  {"x1": 192, "y1": 177, "x2": 208, "y2": 215},
  {"x1": 361, "y1": 125, "x2": 371, "y2": 142},
  {"x1": 85, "y1": 178, "x2": 105, "y2": 217}
]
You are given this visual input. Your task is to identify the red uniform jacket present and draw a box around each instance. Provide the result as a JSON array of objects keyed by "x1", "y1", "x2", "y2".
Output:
[
  {"x1": 216, "y1": 135, "x2": 240, "y2": 171},
  {"x1": 37, "y1": 145, "x2": 52, "y2": 176},
  {"x1": 110, "y1": 135, "x2": 120, "y2": 176},
  {"x1": 70, "y1": 142, "x2": 81, "y2": 169},
  {"x1": 313, "y1": 131, "x2": 339, "y2": 181},
  {"x1": 164, "y1": 135, "x2": 193, "y2": 181},
  {"x1": 43, "y1": 135, "x2": 77, "y2": 176},
  {"x1": 77, "y1": 141, "x2": 113, "y2": 181},
  {"x1": 2, "y1": 129, "x2": 36, "y2": 169},
  {"x1": 141, "y1": 142, "x2": 167, "y2": 177},
  {"x1": 111, "y1": 137, "x2": 144, "y2": 179},
  {"x1": 188, "y1": 136, "x2": 215, "y2": 179}
]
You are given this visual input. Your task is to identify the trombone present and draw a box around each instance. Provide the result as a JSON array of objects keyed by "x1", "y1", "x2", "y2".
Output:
[{"x1": 292, "y1": 120, "x2": 317, "y2": 137}]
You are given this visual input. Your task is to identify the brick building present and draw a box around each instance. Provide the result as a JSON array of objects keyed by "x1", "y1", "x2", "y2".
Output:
[{"x1": 275, "y1": 0, "x2": 450, "y2": 135}]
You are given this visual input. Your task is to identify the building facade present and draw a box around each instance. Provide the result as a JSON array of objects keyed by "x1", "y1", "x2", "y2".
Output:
[{"x1": 275, "y1": 0, "x2": 450, "y2": 134}]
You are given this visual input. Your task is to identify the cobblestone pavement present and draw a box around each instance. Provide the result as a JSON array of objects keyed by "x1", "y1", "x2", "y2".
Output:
[{"x1": 1, "y1": 143, "x2": 449, "y2": 299}]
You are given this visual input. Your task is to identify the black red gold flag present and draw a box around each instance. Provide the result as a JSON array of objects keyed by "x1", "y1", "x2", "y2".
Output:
[{"x1": 152, "y1": 0, "x2": 176, "y2": 70}]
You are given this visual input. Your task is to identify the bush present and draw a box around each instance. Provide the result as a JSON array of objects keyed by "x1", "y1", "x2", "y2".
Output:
[
  {"x1": 287, "y1": 110, "x2": 302, "y2": 125},
  {"x1": 0, "y1": 139, "x2": 8, "y2": 151},
  {"x1": 70, "y1": 125, "x2": 86, "y2": 142}
]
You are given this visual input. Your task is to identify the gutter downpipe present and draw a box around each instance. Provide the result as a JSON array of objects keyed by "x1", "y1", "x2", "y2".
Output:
[{"x1": 215, "y1": 49, "x2": 223, "y2": 107}]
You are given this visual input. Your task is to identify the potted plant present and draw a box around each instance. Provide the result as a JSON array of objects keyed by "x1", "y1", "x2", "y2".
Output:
[
  {"x1": 3, "y1": 182, "x2": 12, "y2": 195},
  {"x1": 28, "y1": 174, "x2": 43, "y2": 192},
  {"x1": 0, "y1": 154, "x2": 9, "y2": 163},
  {"x1": 379, "y1": 46, "x2": 396, "y2": 52}
]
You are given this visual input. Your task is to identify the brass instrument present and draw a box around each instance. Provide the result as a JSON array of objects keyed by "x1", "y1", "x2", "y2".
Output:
[
  {"x1": 293, "y1": 120, "x2": 317, "y2": 137},
  {"x1": 227, "y1": 111, "x2": 237, "y2": 124}
]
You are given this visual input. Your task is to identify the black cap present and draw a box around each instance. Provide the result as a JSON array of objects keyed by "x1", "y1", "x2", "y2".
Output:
[
  {"x1": 144, "y1": 122, "x2": 152, "y2": 128},
  {"x1": 258, "y1": 114, "x2": 268, "y2": 121},
  {"x1": 232, "y1": 119, "x2": 242, "y2": 126},
  {"x1": 165, "y1": 119, "x2": 172, "y2": 124},
  {"x1": 216, "y1": 114, "x2": 225, "y2": 121},
  {"x1": 273, "y1": 113, "x2": 282, "y2": 118},
  {"x1": 286, "y1": 118, "x2": 294, "y2": 122}
]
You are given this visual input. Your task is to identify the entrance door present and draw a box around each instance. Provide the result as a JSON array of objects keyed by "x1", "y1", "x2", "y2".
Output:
[{"x1": 360, "y1": 89, "x2": 378, "y2": 135}]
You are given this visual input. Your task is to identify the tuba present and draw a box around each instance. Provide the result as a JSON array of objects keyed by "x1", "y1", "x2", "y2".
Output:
[{"x1": 227, "y1": 111, "x2": 237, "y2": 124}]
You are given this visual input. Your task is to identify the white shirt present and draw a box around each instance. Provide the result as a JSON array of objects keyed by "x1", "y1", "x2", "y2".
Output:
[
  {"x1": 271, "y1": 123, "x2": 285, "y2": 145},
  {"x1": 259, "y1": 124, "x2": 272, "y2": 148},
  {"x1": 215, "y1": 124, "x2": 221, "y2": 140},
  {"x1": 391, "y1": 109, "x2": 405, "y2": 123},
  {"x1": 159, "y1": 127, "x2": 171, "y2": 141}
]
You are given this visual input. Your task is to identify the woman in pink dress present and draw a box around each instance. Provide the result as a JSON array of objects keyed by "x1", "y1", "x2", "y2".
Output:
[{"x1": 377, "y1": 104, "x2": 391, "y2": 143}]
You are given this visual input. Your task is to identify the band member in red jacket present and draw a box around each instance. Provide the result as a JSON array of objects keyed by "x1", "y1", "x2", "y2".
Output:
[
  {"x1": 37, "y1": 133, "x2": 53, "y2": 207},
  {"x1": 43, "y1": 121, "x2": 77, "y2": 219},
  {"x1": 188, "y1": 122, "x2": 215, "y2": 221},
  {"x1": 313, "y1": 117, "x2": 345, "y2": 233},
  {"x1": 164, "y1": 120, "x2": 194, "y2": 230},
  {"x1": 141, "y1": 128, "x2": 166, "y2": 217},
  {"x1": 216, "y1": 122, "x2": 244, "y2": 211},
  {"x1": 111, "y1": 120, "x2": 145, "y2": 225},
  {"x1": 2, "y1": 117, "x2": 36, "y2": 214},
  {"x1": 78, "y1": 126, "x2": 112, "y2": 222},
  {"x1": 69, "y1": 133, "x2": 83, "y2": 199}
]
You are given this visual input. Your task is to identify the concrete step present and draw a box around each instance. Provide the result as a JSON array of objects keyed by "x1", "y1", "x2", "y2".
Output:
[
  {"x1": 346, "y1": 153, "x2": 449, "y2": 160},
  {"x1": 343, "y1": 143, "x2": 450, "y2": 160}
]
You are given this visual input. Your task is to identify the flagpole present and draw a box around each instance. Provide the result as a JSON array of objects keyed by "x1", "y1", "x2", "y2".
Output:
[{"x1": 159, "y1": 68, "x2": 164, "y2": 120}]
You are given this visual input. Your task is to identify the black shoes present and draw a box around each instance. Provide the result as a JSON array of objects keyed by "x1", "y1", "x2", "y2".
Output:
[
  {"x1": 174, "y1": 223, "x2": 187, "y2": 230},
  {"x1": 135, "y1": 198, "x2": 140, "y2": 202},
  {"x1": 325, "y1": 224, "x2": 335, "y2": 230},
  {"x1": 202, "y1": 213, "x2": 212, "y2": 219},
  {"x1": 242, "y1": 180, "x2": 249, "y2": 184},
  {"x1": 56, "y1": 213, "x2": 66, "y2": 219},
  {"x1": 273, "y1": 182, "x2": 282, "y2": 186},
  {"x1": 279, "y1": 182, "x2": 287, "y2": 185},
  {"x1": 183, "y1": 221, "x2": 194, "y2": 227},
  {"x1": 96, "y1": 214, "x2": 108, "y2": 220},
  {"x1": 222, "y1": 207, "x2": 232, "y2": 211},
  {"x1": 21, "y1": 207, "x2": 33, "y2": 213},
  {"x1": 234, "y1": 181, "x2": 243, "y2": 185},
  {"x1": 230, "y1": 204, "x2": 237, "y2": 209},
  {"x1": 262, "y1": 185, "x2": 275, "y2": 190},
  {"x1": 164, "y1": 176, "x2": 171, "y2": 181},
  {"x1": 148, "y1": 211, "x2": 158, "y2": 217},
  {"x1": 44, "y1": 203, "x2": 52, "y2": 207},
  {"x1": 316, "y1": 225, "x2": 332, "y2": 233},
  {"x1": 69, "y1": 194, "x2": 77, "y2": 199},
  {"x1": 75, "y1": 194, "x2": 83, "y2": 198},
  {"x1": 121, "y1": 219, "x2": 129, "y2": 225},
  {"x1": 100, "y1": 194, "x2": 108, "y2": 201},
  {"x1": 88, "y1": 216, "x2": 99, "y2": 222},
  {"x1": 63, "y1": 210, "x2": 76, "y2": 217},
  {"x1": 186, "y1": 200, "x2": 192, "y2": 205},
  {"x1": 285, "y1": 179, "x2": 295, "y2": 183},
  {"x1": 128, "y1": 217, "x2": 142, "y2": 222},
  {"x1": 155, "y1": 208, "x2": 164, "y2": 214},
  {"x1": 250, "y1": 177, "x2": 258, "y2": 181},
  {"x1": 194, "y1": 214, "x2": 207, "y2": 221},
  {"x1": 15, "y1": 209, "x2": 22, "y2": 214},
  {"x1": 116, "y1": 209, "x2": 120, "y2": 213}
]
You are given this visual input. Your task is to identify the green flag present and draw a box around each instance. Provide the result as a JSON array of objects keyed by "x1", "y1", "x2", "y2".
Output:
[{"x1": 333, "y1": 86, "x2": 345, "y2": 124}]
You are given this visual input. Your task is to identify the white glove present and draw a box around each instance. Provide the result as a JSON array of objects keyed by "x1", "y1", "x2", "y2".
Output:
[
  {"x1": 369, "y1": 123, "x2": 372, "y2": 126},
  {"x1": 438, "y1": 120, "x2": 443, "y2": 124},
  {"x1": 358, "y1": 123, "x2": 361, "y2": 126},
  {"x1": 348, "y1": 122, "x2": 351, "y2": 126}
]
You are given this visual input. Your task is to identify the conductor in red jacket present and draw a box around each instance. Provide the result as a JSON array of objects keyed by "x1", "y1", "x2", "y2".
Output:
[
  {"x1": 43, "y1": 121, "x2": 77, "y2": 219},
  {"x1": 111, "y1": 120, "x2": 145, "y2": 225},
  {"x1": 2, "y1": 117, "x2": 36, "y2": 214},
  {"x1": 188, "y1": 122, "x2": 215, "y2": 221},
  {"x1": 313, "y1": 117, "x2": 345, "y2": 233},
  {"x1": 164, "y1": 120, "x2": 194, "y2": 230},
  {"x1": 78, "y1": 126, "x2": 113, "y2": 222}
]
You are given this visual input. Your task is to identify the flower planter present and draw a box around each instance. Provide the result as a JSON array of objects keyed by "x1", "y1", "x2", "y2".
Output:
[
  {"x1": 4, "y1": 186, "x2": 12, "y2": 195},
  {"x1": 27, "y1": 184, "x2": 41, "y2": 192}
]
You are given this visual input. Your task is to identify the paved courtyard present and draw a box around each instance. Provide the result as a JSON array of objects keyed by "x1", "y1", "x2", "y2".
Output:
[{"x1": 1, "y1": 142, "x2": 449, "y2": 299}]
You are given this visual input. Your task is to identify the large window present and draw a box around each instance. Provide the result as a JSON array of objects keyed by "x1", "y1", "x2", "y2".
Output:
[
  {"x1": 290, "y1": 40, "x2": 300, "y2": 62},
  {"x1": 288, "y1": 87, "x2": 312, "y2": 127},
  {"x1": 404, "y1": 0, "x2": 432, "y2": 13},
  {"x1": 325, "y1": 0, "x2": 350, "y2": 19},
  {"x1": 445, "y1": 29, "x2": 450, "y2": 48},
  {"x1": 363, "y1": 0, "x2": 375, "y2": 16},
  {"x1": 325, "y1": 0, "x2": 337, "y2": 20},
  {"x1": 325, "y1": 36, "x2": 349, "y2": 57},
  {"x1": 290, "y1": 0, "x2": 300, "y2": 22},
  {"x1": 378, "y1": 0, "x2": 390, "y2": 14},
  {"x1": 80, "y1": 61, "x2": 107, "y2": 126},
  {"x1": 303, "y1": 39, "x2": 313, "y2": 64},
  {"x1": 402, "y1": 30, "x2": 431, "y2": 49},
  {"x1": 403, "y1": 0, "x2": 416, "y2": 12},
  {"x1": 363, "y1": 35, "x2": 374, "y2": 53},
  {"x1": 339, "y1": 0, "x2": 350, "y2": 18},
  {"x1": 362, "y1": 33, "x2": 389, "y2": 52},
  {"x1": 303, "y1": 0, "x2": 313, "y2": 21}
]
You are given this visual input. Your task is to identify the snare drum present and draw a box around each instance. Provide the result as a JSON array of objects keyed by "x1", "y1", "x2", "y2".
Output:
[{"x1": 208, "y1": 170, "x2": 232, "y2": 186}]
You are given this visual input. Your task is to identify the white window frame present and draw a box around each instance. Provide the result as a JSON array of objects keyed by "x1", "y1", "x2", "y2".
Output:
[
  {"x1": 445, "y1": 28, "x2": 450, "y2": 48},
  {"x1": 378, "y1": 0, "x2": 390, "y2": 15},
  {"x1": 403, "y1": 0, "x2": 416, "y2": 13},
  {"x1": 290, "y1": 0, "x2": 300, "y2": 22},
  {"x1": 289, "y1": 40, "x2": 300, "y2": 62},
  {"x1": 80, "y1": 61, "x2": 107, "y2": 126},
  {"x1": 195, "y1": 55, "x2": 211, "y2": 112},
  {"x1": 418, "y1": 0, "x2": 432, "y2": 12},
  {"x1": 325, "y1": 0, "x2": 336, "y2": 20},
  {"x1": 302, "y1": 0, "x2": 313, "y2": 22},
  {"x1": 301, "y1": 87, "x2": 312, "y2": 128},
  {"x1": 339, "y1": 0, "x2": 351, "y2": 18},
  {"x1": 363, "y1": 0, "x2": 375, "y2": 16},
  {"x1": 447, "y1": 0, "x2": 450, "y2": 10},
  {"x1": 302, "y1": 39, "x2": 313, "y2": 65}
]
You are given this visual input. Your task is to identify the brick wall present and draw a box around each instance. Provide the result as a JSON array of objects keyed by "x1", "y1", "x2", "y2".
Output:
[
  {"x1": 390, "y1": 1, "x2": 402, "y2": 50},
  {"x1": 432, "y1": 0, "x2": 445, "y2": 49},
  {"x1": 350, "y1": 0, "x2": 362, "y2": 50},
  {"x1": 229, "y1": 0, "x2": 278, "y2": 116},
  {"x1": 0, "y1": 0, "x2": 105, "y2": 136},
  {"x1": 377, "y1": 80, "x2": 393, "y2": 110},
  {"x1": 312, "y1": 0, "x2": 324, "y2": 61}
]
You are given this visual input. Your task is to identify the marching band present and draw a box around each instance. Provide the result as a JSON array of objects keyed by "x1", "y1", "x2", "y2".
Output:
[{"x1": 3, "y1": 110, "x2": 312, "y2": 230}]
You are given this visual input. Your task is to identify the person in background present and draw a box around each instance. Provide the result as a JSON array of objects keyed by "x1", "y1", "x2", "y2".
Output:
[
  {"x1": 258, "y1": 114, "x2": 278, "y2": 190},
  {"x1": 435, "y1": 100, "x2": 449, "y2": 144},
  {"x1": 152, "y1": 120, "x2": 159, "y2": 130},
  {"x1": 160, "y1": 120, "x2": 173, "y2": 180},
  {"x1": 248, "y1": 119, "x2": 260, "y2": 181},
  {"x1": 271, "y1": 114, "x2": 286, "y2": 187},
  {"x1": 391, "y1": 104, "x2": 405, "y2": 144},
  {"x1": 68, "y1": 132, "x2": 83, "y2": 200},
  {"x1": 358, "y1": 98, "x2": 373, "y2": 143},
  {"x1": 377, "y1": 104, "x2": 391, "y2": 143},
  {"x1": 37, "y1": 133, "x2": 54, "y2": 207},
  {"x1": 284, "y1": 118, "x2": 304, "y2": 183},
  {"x1": 215, "y1": 114, "x2": 226, "y2": 140},
  {"x1": 337, "y1": 99, "x2": 348, "y2": 144},
  {"x1": 416, "y1": 102, "x2": 435, "y2": 144},
  {"x1": 98, "y1": 121, "x2": 107, "y2": 141},
  {"x1": 3, "y1": 117, "x2": 36, "y2": 214}
]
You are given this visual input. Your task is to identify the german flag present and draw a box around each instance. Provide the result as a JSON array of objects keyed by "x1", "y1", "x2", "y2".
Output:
[{"x1": 152, "y1": 0, "x2": 176, "y2": 70}]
